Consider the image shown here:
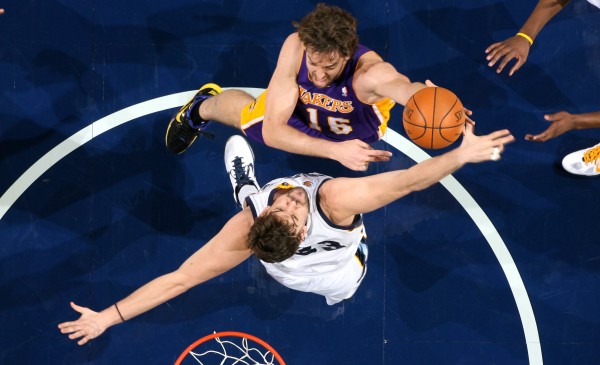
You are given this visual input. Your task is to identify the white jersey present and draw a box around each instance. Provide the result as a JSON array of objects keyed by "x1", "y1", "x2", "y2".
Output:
[{"x1": 245, "y1": 173, "x2": 367, "y2": 304}]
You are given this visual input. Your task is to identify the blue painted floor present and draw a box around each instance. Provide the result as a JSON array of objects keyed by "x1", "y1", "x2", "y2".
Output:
[{"x1": 1, "y1": 1, "x2": 599, "y2": 364}]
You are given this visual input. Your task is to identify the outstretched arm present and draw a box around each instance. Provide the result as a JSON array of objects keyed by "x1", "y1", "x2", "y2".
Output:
[
  {"x1": 58, "y1": 209, "x2": 254, "y2": 345},
  {"x1": 353, "y1": 57, "x2": 426, "y2": 107},
  {"x1": 262, "y1": 34, "x2": 392, "y2": 171},
  {"x1": 525, "y1": 110, "x2": 600, "y2": 142},
  {"x1": 485, "y1": 0, "x2": 571, "y2": 76},
  {"x1": 354, "y1": 62, "x2": 475, "y2": 126},
  {"x1": 320, "y1": 123, "x2": 515, "y2": 224}
]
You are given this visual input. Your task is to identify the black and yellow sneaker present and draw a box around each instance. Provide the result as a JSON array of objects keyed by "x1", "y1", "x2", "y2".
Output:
[{"x1": 165, "y1": 83, "x2": 222, "y2": 154}]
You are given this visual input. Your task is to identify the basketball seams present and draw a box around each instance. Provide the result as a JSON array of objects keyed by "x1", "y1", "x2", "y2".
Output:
[
  {"x1": 411, "y1": 94, "x2": 428, "y2": 127},
  {"x1": 402, "y1": 118, "x2": 428, "y2": 139},
  {"x1": 439, "y1": 97, "x2": 459, "y2": 127},
  {"x1": 403, "y1": 87, "x2": 464, "y2": 149},
  {"x1": 411, "y1": 92, "x2": 431, "y2": 141},
  {"x1": 436, "y1": 96, "x2": 460, "y2": 143},
  {"x1": 403, "y1": 95, "x2": 428, "y2": 139},
  {"x1": 430, "y1": 88, "x2": 437, "y2": 148}
]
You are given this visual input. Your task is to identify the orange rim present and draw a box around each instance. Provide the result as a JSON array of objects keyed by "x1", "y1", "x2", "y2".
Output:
[{"x1": 175, "y1": 331, "x2": 286, "y2": 365}]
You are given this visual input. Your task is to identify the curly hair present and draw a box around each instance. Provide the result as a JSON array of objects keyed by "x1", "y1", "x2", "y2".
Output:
[
  {"x1": 293, "y1": 3, "x2": 359, "y2": 59},
  {"x1": 248, "y1": 213, "x2": 302, "y2": 263}
]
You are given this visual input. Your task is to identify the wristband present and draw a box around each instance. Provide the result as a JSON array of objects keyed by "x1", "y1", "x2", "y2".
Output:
[
  {"x1": 516, "y1": 32, "x2": 533, "y2": 46},
  {"x1": 114, "y1": 303, "x2": 125, "y2": 322}
]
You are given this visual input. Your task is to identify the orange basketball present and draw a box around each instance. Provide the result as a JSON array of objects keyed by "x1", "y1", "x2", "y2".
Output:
[{"x1": 402, "y1": 87, "x2": 465, "y2": 149}]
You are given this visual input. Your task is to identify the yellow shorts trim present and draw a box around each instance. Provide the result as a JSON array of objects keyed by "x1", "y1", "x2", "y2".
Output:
[
  {"x1": 372, "y1": 98, "x2": 395, "y2": 139},
  {"x1": 240, "y1": 90, "x2": 267, "y2": 133}
]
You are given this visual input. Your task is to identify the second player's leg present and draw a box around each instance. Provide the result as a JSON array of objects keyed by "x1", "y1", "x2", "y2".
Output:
[{"x1": 200, "y1": 89, "x2": 255, "y2": 130}]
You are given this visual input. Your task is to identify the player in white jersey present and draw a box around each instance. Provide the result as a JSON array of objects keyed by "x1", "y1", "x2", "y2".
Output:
[
  {"x1": 245, "y1": 173, "x2": 368, "y2": 305},
  {"x1": 59, "y1": 125, "x2": 514, "y2": 345}
]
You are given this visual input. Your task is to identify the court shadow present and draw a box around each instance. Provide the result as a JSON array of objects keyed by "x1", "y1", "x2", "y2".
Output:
[{"x1": 388, "y1": 3, "x2": 577, "y2": 111}]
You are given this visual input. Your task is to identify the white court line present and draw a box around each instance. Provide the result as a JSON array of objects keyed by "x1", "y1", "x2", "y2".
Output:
[
  {"x1": 0, "y1": 88, "x2": 542, "y2": 364},
  {"x1": 383, "y1": 129, "x2": 542, "y2": 364}
]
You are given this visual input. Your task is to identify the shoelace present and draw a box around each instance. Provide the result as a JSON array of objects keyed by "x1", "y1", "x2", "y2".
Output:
[
  {"x1": 582, "y1": 144, "x2": 600, "y2": 167},
  {"x1": 231, "y1": 156, "x2": 254, "y2": 186}
]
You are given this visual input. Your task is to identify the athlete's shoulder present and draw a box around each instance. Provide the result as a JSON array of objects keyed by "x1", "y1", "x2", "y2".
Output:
[
  {"x1": 356, "y1": 57, "x2": 393, "y2": 79},
  {"x1": 315, "y1": 177, "x2": 337, "y2": 215},
  {"x1": 216, "y1": 207, "x2": 256, "y2": 252},
  {"x1": 229, "y1": 207, "x2": 256, "y2": 228},
  {"x1": 276, "y1": 33, "x2": 304, "y2": 74},
  {"x1": 286, "y1": 32, "x2": 301, "y2": 43},
  {"x1": 282, "y1": 32, "x2": 303, "y2": 53},
  {"x1": 356, "y1": 45, "x2": 383, "y2": 61}
]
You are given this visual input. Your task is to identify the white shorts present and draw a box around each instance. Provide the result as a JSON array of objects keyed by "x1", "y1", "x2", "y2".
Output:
[{"x1": 265, "y1": 253, "x2": 367, "y2": 305}]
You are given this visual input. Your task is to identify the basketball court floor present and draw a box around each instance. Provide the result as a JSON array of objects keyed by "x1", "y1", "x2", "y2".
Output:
[{"x1": 1, "y1": 1, "x2": 599, "y2": 364}]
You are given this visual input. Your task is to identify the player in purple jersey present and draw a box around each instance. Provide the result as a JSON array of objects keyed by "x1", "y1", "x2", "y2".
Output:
[
  {"x1": 165, "y1": 3, "x2": 470, "y2": 171},
  {"x1": 289, "y1": 44, "x2": 395, "y2": 144}
]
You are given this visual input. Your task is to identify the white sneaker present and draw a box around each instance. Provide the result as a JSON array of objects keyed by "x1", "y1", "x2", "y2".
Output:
[
  {"x1": 562, "y1": 143, "x2": 600, "y2": 176},
  {"x1": 224, "y1": 135, "x2": 260, "y2": 206}
]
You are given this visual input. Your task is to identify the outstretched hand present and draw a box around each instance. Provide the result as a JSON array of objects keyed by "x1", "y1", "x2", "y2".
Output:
[
  {"x1": 332, "y1": 139, "x2": 392, "y2": 171},
  {"x1": 485, "y1": 36, "x2": 531, "y2": 76},
  {"x1": 525, "y1": 111, "x2": 575, "y2": 142},
  {"x1": 457, "y1": 123, "x2": 515, "y2": 164},
  {"x1": 58, "y1": 302, "x2": 108, "y2": 345}
]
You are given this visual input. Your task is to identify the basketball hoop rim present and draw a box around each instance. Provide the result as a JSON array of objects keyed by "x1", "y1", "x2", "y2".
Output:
[{"x1": 174, "y1": 331, "x2": 286, "y2": 365}]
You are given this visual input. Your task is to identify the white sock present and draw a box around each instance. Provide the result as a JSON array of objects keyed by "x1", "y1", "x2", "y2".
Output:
[{"x1": 237, "y1": 184, "x2": 259, "y2": 207}]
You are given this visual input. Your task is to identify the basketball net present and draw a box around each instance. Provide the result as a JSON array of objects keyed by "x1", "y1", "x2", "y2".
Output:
[{"x1": 175, "y1": 331, "x2": 286, "y2": 365}]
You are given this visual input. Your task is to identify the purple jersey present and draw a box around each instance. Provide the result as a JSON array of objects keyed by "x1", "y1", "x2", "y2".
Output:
[{"x1": 292, "y1": 45, "x2": 395, "y2": 143}]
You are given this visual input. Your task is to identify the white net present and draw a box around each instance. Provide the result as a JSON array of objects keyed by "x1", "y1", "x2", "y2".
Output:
[{"x1": 186, "y1": 335, "x2": 279, "y2": 365}]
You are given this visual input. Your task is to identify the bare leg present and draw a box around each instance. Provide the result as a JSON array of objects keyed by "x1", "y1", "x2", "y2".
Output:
[{"x1": 198, "y1": 89, "x2": 254, "y2": 130}]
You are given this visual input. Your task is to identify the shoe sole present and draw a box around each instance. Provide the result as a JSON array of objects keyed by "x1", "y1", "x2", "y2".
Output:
[
  {"x1": 164, "y1": 83, "x2": 222, "y2": 153},
  {"x1": 562, "y1": 149, "x2": 600, "y2": 176},
  {"x1": 165, "y1": 122, "x2": 198, "y2": 154}
]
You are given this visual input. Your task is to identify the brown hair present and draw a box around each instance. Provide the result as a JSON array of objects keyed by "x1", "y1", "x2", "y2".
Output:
[
  {"x1": 248, "y1": 213, "x2": 302, "y2": 263},
  {"x1": 293, "y1": 3, "x2": 359, "y2": 59}
]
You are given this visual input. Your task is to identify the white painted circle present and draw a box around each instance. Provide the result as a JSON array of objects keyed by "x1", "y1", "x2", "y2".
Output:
[{"x1": 0, "y1": 88, "x2": 542, "y2": 364}]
